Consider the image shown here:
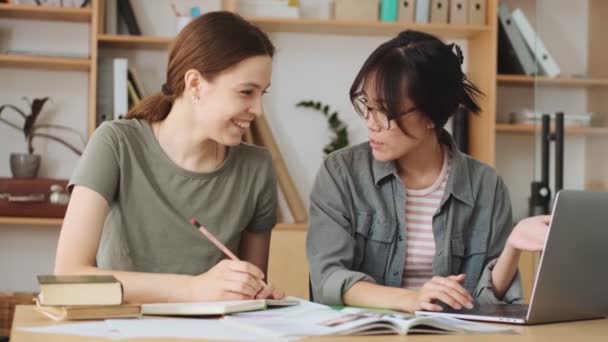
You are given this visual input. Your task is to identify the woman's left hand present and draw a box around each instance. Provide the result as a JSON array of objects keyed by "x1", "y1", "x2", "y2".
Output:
[
  {"x1": 507, "y1": 215, "x2": 551, "y2": 252},
  {"x1": 255, "y1": 283, "x2": 285, "y2": 300}
]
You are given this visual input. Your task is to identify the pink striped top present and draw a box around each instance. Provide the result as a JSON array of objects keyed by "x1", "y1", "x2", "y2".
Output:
[{"x1": 402, "y1": 149, "x2": 450, "y2": 290}]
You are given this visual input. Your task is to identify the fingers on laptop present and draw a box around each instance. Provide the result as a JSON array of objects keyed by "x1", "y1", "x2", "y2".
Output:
[{"x1": 419, "y1": 276, "x2": 474, "y2": 311}]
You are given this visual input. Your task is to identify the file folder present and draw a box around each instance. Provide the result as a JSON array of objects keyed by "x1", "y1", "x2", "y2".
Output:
[
  {"x1": 468, "y1": 0, "x2": 486, "y2": 25},
  {"x1": 449, "y1": 0, "x2": 468, "y2": 25},
  {"x1": 398, "y1": 0, "x2": 416, "y2": 23},
  {"x1": 415, "y1": 0, "x2": 430, "y2": 23},
  {"x1": 497, "y1": 3, "x2": 537, "y2": 75},
  {"x1": 511, "y1": 8, "x2": 561, "y2": 77},
  {"x1": 430, "y1": 0, "x2": 448, "y2": 24}
]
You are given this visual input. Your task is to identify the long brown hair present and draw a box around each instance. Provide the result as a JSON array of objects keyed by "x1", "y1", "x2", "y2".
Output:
[{"x1": 125, "y1": 11, "x2": 275, "y2": 122}]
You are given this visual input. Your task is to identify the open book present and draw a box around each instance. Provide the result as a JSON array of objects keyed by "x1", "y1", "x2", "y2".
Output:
[
  {"x1": 224, "y1": 299, "x2": 516, "y2": 337},
  {"x1": 141, "y1": 298, "x2": 299, "y2": 316}
]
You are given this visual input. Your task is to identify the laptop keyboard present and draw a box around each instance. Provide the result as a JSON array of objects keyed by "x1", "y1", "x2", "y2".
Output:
[{"x1": 443, "y1": 304, "x2": 529, "y2": 318}]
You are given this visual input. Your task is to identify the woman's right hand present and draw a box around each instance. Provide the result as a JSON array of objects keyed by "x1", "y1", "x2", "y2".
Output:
[
  {"x1": 409, "y1": 274, "x2": 474, "y2": 312},
  {"x1": 189, "y1": 259, "x2": 266, "y2": 301}
]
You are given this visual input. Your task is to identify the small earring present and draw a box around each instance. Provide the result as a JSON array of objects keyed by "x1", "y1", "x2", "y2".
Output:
[{"x1": 193, "y1": 94, "x2": 199, "y2": 102}]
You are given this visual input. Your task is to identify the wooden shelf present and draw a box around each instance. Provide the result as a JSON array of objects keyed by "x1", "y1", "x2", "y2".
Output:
[
  {"x1": 0, "y1": 54, "x2": 90, "y2": 71},
  {"x1": 0, "y1": 3, "x2": 91, "y2": 22},
  {"x1": 497, "y1": 74, "x2": 608, "y2": 87},
  {"x1": 248, "y1": 17, "x2": 489, "y2": 38},
  {"x1": 496, "y1": 124, "x2": 608, "y2": 136},
  {"x1": 0, "y1": 217, "x2": 62, "y2": 226},
  {"x1": 96, "y1": 20, "x2": 488, "y2": 50},
  {"x1": 98, "y1": 34, "x2": 173, "y2": 49}
]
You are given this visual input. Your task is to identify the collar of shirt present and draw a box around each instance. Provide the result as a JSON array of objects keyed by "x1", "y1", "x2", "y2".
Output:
[{"x1": 371, "y1": 129, "x2": 474, "y2": 207}]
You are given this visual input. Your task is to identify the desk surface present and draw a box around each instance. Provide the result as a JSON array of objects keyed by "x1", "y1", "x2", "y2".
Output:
[{"x1": 10, "y1": 305, "x2": 608, "y2": 342}]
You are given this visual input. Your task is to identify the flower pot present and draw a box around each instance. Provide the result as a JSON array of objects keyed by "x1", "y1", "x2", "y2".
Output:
[{"x1": 9, "y1": 153, "x2": 41, "y2": 178}]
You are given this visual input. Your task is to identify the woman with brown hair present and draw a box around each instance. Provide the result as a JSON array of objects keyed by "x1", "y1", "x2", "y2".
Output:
[{"x1": 54, "y1": 12, "x2": 284, "y2": 303}]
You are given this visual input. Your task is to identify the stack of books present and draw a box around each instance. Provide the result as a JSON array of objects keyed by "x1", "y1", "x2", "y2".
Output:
[{"x1": 35, "y1": 275, "x2": 141, "y2": 320}]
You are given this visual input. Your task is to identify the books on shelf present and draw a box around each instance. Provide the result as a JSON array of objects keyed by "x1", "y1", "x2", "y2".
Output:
[
  {"x1": 497, "y1": 3, "x2": 537, "y2": 76},
  {"x1": 507, "y1": 110, "x2": 592, "y2": 127},
  {"x1": 511, "y1": 8, "x2": 560, "y2": 77},
  {"x1": 34, "y1": 299, "x2": 141, "y2": 321},
  {"x1": 141, "y1": 298, "x2": 299, "y2": 316},
  {"x1": 238, "y1": 0, "x2": 300, "y2": 18},
  {"x1": 97, "y1": 58, "x2": 129, "y2": 125},
  {"x1": 497, "y1": 5, "x2": 561, "y2": 77},
  {"x1": 116, "y1": 0, "x2": 141, "y2": 35},
  {"x1": 37, "y1": 275, "x2": 123, "y2": 306}
]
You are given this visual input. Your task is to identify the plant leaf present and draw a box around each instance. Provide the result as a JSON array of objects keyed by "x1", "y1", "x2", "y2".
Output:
[{"x1": 0, "y1": 104, "x2": 27, "y2": 120}]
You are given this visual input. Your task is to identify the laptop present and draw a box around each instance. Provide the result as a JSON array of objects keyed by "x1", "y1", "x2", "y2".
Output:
[{"x1": 416, "y1": 190, "x2": 608, "y2": 325}]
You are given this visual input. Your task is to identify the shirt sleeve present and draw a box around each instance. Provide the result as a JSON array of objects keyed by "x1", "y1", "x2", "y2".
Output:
[
  {"x1": 473, "y1": 177, "x2": 524, "y2": 304},
  {"x1": 306, "y1": 157, "x2": 375, "y2": 305},
  {"x1": 68, "y1": 122, "x2": 120, "y2": 205},
  {"x1": 246, "y1": 150, "x2": 278, "y2": 232}
]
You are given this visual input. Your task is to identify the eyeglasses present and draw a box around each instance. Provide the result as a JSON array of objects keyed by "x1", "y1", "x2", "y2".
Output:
[{"x1": 352, "y1": 95, "x2": 418, "y2": 130}]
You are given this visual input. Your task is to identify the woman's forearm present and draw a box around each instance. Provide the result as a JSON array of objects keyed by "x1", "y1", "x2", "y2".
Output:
[
  {"x1": 55, "y1": 265, "x2": 193, "y2": 304},
  {"x1": 343, "y1": 281, "x2": 417, "y2": 312},
  {"x1": 490, "y1": 244, "x2": 522, "y2": 299}
]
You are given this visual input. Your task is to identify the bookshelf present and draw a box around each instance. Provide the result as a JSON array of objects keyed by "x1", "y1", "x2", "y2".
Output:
[{"x1": 495, "y1": 0, "x2": 608, "y2": 302}]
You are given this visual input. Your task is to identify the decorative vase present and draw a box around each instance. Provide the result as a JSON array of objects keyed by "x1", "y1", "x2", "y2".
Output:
[{"x1": 9, "y1": 153, "x2": 41, "y2": 178}]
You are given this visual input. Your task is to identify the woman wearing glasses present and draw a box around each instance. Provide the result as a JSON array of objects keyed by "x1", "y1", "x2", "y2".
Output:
[{"x1": 307, "y1": 30, "x2": 549, "y2": 312}]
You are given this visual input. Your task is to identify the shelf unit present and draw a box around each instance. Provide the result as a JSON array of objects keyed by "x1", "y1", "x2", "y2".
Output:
[{"x1": 495, "y1": 0, "x2": 608, "y2": 302}]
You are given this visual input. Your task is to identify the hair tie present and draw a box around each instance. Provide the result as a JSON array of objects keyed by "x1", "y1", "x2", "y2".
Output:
[
  {"x1": 161, "y1": 83, "x2": 172, "y2": 96},
  {"x1": 450, "y1": 43, "x2": 464, "y2": 65}
]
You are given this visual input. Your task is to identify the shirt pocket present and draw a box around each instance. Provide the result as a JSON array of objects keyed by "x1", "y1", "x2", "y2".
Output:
[
  {"x1": 353, "y1": 211, "x2": 396, "y2": 282},
  {"x1": 451, "y1": 238, "x2": 487, "y2": 289}
]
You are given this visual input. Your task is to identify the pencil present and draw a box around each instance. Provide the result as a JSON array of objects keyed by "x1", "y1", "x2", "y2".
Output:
[{"x1": 189, "y1": 218, "x2": 269, "y2": 288}]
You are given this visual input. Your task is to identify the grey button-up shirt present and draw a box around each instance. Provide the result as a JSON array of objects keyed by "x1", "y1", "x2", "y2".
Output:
[{"x1": 306, "y1": 131, "x2": 522, "y2": 306}]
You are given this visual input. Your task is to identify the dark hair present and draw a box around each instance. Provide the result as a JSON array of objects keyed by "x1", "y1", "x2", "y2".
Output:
[
  {"x1": 126, "y1": 11, "x2": 275, "y2": 122},
  {"x1": 349, "y1": 30, "x2": 482, "y2": 136}
]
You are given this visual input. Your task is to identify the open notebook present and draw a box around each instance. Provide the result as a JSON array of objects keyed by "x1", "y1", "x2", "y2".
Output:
[
  {"x1": 223, "y1": 300, "x2": 517, "y2": 337},
  {"x1": 141, "y1": 298, "x2": 299, "y2": 316}
]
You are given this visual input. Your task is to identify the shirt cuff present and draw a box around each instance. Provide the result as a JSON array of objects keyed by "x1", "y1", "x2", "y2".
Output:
[
  {"x1": 474, "y1": 259, "x2": 524, "y2": 305},
  {"x1": 320, "y1": 269, "x2": 375, "y2": 306}
]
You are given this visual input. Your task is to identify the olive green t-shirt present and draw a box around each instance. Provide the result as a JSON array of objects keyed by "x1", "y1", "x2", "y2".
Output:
[{"x1": 69, "y1": 119, "x2": 277, "y2": 275}]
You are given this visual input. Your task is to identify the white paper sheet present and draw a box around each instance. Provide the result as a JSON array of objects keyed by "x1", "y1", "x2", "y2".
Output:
[
  {"x1": 20, "y1": 321, "x2": 121, "y2": 339},
  {"x1": 106, "y1": 318, "x2": 279, "y2": 341}
]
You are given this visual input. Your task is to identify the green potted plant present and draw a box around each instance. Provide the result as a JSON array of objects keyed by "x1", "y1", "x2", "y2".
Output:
[
  {"x1": 296, "y1": 100, "x2": 349, "y2": 156},
  {"x1": 0, "y1": 97, "x2": 85, "y2": 178}
]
